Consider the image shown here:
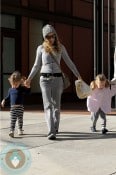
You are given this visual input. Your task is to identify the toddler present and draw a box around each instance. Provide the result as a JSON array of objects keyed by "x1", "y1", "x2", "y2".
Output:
[
  {"x1": 87, "y1": 74, "x2": 116, "y2": 134},
  {"x1": 1, "y1": 71, "x2": 30, "y2": 137}
]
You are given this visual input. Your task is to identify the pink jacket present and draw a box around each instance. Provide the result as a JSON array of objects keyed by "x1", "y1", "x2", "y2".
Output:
[{"x1": 87, "y1": 85, "x2": 116, "y2": 113}]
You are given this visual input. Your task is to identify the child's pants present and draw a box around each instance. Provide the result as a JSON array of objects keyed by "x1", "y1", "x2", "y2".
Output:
[
  {"x1": 10, "y1": 106, "x2": 24, "y2": 131},
  {"x1": 91, "y1": 108, "x2": 106, "y2": 128}
]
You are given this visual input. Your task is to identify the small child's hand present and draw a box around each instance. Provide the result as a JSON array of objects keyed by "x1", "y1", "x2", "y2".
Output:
[
  {"x1": 24, "y1": 79, "x2": 31, "y2": 88},
  {"x1": 21, "y1": 76, "x2": 26, "y2": 86},
  {"x1": 24, "y1": 83, "x2": 30, "y2": 88},
  {"x1": 1, "y1": 99, "x2": 5, "y2": 108}
]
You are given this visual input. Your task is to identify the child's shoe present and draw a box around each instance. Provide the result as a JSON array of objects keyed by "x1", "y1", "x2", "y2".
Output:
[
  {"x1": 9, "y1": 131, "x2": 14, "y2": 138},
  {"x1": 91, "y1": 126, "x2": 97, "y2": 132},
  {"x1": 102, "y1": 128, "x2": 108, "y2": 134},
  {"x1": 18, "y1": 129, "x2": 23, "y2": 135}
]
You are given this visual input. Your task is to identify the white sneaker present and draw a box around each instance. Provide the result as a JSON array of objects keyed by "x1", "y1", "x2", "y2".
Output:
[
  {"x1": 9, "y1": 131, "x2": 14, "y2": 138},
  {"x1": 18, "y1": 129, "x2": 23, "y2": 135}
]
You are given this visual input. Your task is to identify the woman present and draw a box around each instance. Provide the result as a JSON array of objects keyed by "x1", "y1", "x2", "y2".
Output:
[{"x1": 26, "y1": 24, "x2": 81, "y2": 140}]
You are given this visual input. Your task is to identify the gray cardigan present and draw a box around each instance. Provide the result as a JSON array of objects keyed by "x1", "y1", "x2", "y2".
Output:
[{"x1": 28, "y1": 44, "x2": 80, "y2": 80}]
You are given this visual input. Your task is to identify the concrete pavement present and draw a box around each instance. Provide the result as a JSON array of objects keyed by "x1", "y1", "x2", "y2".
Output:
[{"x1": 0, "y1": 109, "x2": 116, "y2": 175}]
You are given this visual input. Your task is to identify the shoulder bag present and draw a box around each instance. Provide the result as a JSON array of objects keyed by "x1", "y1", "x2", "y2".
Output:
[{"x1": 50, "y1": 53, "x2": 70, "y2": 89}]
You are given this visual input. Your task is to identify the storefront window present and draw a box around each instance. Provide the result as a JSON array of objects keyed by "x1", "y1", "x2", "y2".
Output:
[
  {"x1": 1, "y1": 14, "x2": 18, "y2": 99},
  {"x1": 3, "y1": 37, "x2": 15, "y2": 73},
  {"x1": 1, "y1": 14, "x2": 16, "y2": 29},
  {"x1": 29, "y1": 19, "x2": 43, "y2": 93}
]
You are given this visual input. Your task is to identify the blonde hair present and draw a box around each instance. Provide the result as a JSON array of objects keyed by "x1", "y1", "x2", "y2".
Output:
[
  {"x1": 90, "y1": 74, "x2": 110, "y2": 90},
  {"x1": 8, "y1": 71, "x2": 22, "y2": 85},
  {"x1": 42, "y1": 35, "x2": 61, "y2": 54}
]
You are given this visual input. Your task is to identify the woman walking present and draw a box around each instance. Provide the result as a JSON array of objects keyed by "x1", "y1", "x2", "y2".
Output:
[{"x1": 26, "y1": 24, "x2": 81, "y2": 140}]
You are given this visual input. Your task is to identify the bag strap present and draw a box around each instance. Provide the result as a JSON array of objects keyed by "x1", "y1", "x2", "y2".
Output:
[{"x1": 50, "y1": 53, "x2": 63, "y2": 73}]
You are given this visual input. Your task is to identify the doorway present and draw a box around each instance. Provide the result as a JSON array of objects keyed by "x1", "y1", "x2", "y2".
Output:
[{"x1": 0, "y1": 15, "x2": 21, "y2": 101}]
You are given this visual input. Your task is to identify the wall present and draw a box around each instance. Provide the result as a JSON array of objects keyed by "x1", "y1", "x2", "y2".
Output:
[{"x1": 1, "y1": 0, "x2": 115, "y2": 103}]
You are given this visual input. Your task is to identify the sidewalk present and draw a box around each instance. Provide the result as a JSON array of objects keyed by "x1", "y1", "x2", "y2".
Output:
[{"x1": 0, "y1": 109, "x2": 116, "y2": 175}]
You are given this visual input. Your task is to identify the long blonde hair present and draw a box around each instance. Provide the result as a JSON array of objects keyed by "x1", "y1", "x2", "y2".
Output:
[
  {"x1": 42, "y1": 35, "x2": 61, "y2": 54},
  {"x1": 90, "y1": 74, "x2": 110, "y2": 90}
]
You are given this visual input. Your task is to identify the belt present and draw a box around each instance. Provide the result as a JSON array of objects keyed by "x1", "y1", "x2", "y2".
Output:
[{"x1": 40, "y1": 73, "x2": 62, "y2": 77}]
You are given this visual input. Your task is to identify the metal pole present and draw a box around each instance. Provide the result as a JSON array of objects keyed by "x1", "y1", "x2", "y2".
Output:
[
  {"x1": 114, "y1": 0, "x2": 116, "y2": 109},
  {"x1": 115, "y1": 0, "x2": 116, "y2": 47},
  {"x1": 97, "y1": 0, "x2": 102, "y2": 74},
  {"x1": 101, "y1": 0, "x2": 104, "y2": 73},
  {"x1": 93, "y1": 0, "x2": 97, "y2": 78},
  {"x1": 108, "y1": 0, "x2": 111, "y2": 80}
]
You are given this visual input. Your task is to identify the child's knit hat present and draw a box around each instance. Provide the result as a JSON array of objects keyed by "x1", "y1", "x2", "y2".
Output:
[{"x1": 42, "y1": 24, "x2": 57, "y2": 39}]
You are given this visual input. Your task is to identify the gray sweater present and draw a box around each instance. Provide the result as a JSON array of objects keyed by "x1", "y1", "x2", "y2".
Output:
[{"x1": 28, "y1": 44, "x2": 80, "y2": 80}]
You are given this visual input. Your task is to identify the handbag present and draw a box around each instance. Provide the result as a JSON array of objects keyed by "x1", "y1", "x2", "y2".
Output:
[
  {"x1": 50, "y1": 53, "x2": 70, "y2": 89},
  {"x1": 62, "y1": 72, "x2": 70, "y2": 89},
  {"x1": 75, "y1": 79, "x2": 91, "y2": 99}
]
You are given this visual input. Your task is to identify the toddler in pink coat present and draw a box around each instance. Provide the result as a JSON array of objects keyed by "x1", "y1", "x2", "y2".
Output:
[{"x1": 87, "y1": 74, "x2": 116, "y2": 134}]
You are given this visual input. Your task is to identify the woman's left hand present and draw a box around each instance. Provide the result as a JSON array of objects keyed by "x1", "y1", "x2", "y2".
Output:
[{"x1": 78, "y1": 76, "x2": 82, "y2": 80}]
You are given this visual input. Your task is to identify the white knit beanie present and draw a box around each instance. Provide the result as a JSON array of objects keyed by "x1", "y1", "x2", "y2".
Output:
[{"x1": 42, "y1": 24, "x2": 57, "y2": 39}]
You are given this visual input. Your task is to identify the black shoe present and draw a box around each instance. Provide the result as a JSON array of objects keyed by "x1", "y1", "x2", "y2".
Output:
[
  {"x1": 56, "y1": 129, "x2": 58, "y2": 134},
  {"x1": 91, "y1": 126, "x2": 97, "y2": 132},
  {"x1": 48, "y1": 133, "x2": 56, "y2": 140},
  {"x1": 102, "y1": 128, "x2": 108, "y2": 134}
]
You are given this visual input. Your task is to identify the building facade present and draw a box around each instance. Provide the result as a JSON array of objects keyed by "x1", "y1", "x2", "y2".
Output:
[{"x1": 1, "y1": 0, "x2": 115, "y2": 106}]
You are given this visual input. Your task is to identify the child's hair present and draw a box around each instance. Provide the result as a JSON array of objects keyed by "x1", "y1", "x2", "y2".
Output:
[
  {"x1": 90, "y1": 74, "x2": 110, "y2": 90},
  {"x1": 8, "y1": 71, "x2": 22, "y2": 84}
]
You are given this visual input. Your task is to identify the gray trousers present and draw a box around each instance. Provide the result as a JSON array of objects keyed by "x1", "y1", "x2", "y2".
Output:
[
  {"x1": 91, "y1": 108, "x2": 106, "y2": 129},
  {"x1": 40, "y1": 76, "x2": 63, "y2": 135}
]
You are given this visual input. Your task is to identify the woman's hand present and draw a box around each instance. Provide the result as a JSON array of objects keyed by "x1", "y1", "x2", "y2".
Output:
[
  {"x1": 78, "y1": 76, "x2": 82, "y2": 80},
  {"x1": 24, "y1": 79, "x2": 31, "y2": 88}
]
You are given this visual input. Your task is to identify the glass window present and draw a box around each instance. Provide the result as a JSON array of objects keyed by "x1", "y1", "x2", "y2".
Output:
[
  {"x1": 3, "y1": 75, "x2": 10, "y2": 97},
  {"x1": 29, "y1": 19, "x2": 43, "y2": 93},
  {"x1": 3, "y1": 37, "x2": 15, "y2": 73},
  {"x1": 1, "y1": 14, "x2": 16, "y2": 29}
]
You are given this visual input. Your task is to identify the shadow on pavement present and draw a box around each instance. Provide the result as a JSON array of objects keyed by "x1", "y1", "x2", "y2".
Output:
[{"x1": 56, "y1": 131, "x2": 116, "y2": 141}]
